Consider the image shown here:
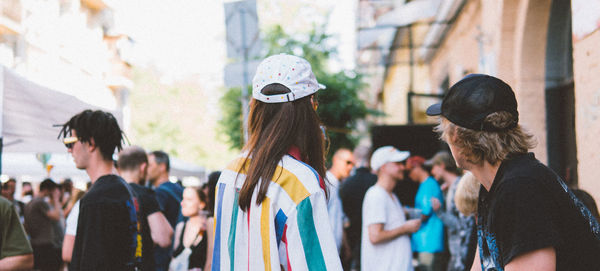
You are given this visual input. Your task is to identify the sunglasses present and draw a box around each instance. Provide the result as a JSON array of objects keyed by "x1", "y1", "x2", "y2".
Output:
[{"x1": 63, "y1": 136, "x2": 79, "y2": 149}]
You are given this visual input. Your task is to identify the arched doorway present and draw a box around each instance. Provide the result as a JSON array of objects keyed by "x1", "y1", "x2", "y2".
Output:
[
  {"x1": 512, "y1": 0, "x2": 552, "y2": 162},
  {"x1": 545, "y1": 0, "x2": 577, "y2": 185}
]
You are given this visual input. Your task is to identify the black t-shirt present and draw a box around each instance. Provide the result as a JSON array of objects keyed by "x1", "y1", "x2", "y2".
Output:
[
  {"x1": 477, "y1": 153, "x2": 600, "y2": 270},
  {"x1": 130, "y1": 183, "x2": 161, "y2": 271},
  {"x1": 71, "y1": 175, "x2": 140, "y2": 271},
  {"x1": 339, "y1": 167, "x2": 377, "y2": 247}
]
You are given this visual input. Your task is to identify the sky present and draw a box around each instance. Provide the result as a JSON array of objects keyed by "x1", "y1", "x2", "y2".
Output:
[
  {"x1": 112, "y1": 0, "x2": 226, "y2": 84},
  {"x1": 112, "y1": 0, "x2": 356, "y2": 82},
  {"x1": 109, "y1": 0, "x2": 357, "y2": 169}
]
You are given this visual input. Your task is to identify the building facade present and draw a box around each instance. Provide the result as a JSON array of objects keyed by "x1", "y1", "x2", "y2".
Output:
[
  {"x1": 0, "y1": 0, "x2": 132, "y2": 113},
  {"x1": 359, "y1": 0, "x2": 600, "y2": 203}
]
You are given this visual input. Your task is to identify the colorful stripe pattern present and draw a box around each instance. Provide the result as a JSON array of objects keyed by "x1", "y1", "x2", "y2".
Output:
[
  {"x1": 211, "y1": 183, "x2": 226, "y2": 271},
  {"x1": 212, "y1": 154, "x2": 342, "y2": 271}
]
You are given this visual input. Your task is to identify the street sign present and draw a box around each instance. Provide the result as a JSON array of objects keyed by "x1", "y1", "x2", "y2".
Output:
[
  {"x1": 224, "y1": 0, "x2": 261, "y2": 60},
  {"x1": 223, "y1": 0, "x2": 262, "y2": 143}
]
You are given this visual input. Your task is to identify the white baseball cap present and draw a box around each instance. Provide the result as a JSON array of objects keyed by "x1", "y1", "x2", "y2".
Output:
[
  {"x1": 252, "y1": 54, "x2": 325, "y2": 103},
  {"x1": 370, "y1": 146, "x2": 411, "y2": 172}
]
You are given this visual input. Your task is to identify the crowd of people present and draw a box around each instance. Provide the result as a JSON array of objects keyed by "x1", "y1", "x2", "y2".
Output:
[
  {"x1": 0, "y1": 110, "x2": 221, "y2": 271},
  {"x1": 2, "y1": 54, "x2": 600, "y2": 271}
]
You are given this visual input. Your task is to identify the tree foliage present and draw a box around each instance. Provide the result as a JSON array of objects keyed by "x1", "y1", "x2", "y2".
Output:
[
  {"x1": 129, "y1": 67, "x2": 238, "y2": 170},
  {"x1": 218, "y1": 86, "x2": 246, "y2": 150},
  {"x1": 219, "y1": 24, "x2": 376, "y2": 160}
]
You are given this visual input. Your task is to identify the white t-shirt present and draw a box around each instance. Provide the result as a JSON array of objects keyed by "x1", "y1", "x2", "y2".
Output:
[
  {"x1": 361, "y1": 185, "x2": 413, "y2": 271},
  {"x1": 326, "y1": 171, "x2": 345, "y2": 252},
  {"x1": 65, "y1": 200, "x2": 80, "y2": 236}
]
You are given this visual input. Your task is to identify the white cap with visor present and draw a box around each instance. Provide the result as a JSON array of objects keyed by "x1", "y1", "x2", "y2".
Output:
[{"x1": 252, "y1": 54, "x2": 325, "y2": 103}]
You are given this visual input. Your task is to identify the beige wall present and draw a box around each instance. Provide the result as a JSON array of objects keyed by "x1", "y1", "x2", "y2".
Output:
[
  {"x1": 383, "y1": 0, "x2": 600, "y2": 203},
  {"x1": 573, "y1": 29, "x2": 600, "y2": 204},
  {"x1": 381, "y1": 58, "x2": 431, "y2": 124},
  {"x1": 430, "y1": 0, "x2": 481, "y2": 87},
  {"x1": 382, "y1": 64, "x2": 410, "y2": 124},
  {"x1": 427, "y1": 0, "x2": 551, "y2": 163}
]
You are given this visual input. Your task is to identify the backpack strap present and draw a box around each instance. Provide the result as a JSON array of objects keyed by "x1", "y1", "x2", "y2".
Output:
[{"x1": 158, "y1": 184, "x2": 182, "y2": 202}]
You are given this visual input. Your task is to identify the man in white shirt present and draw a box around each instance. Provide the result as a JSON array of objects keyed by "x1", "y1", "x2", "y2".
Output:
[
  {"x1": 361, "y1": 146, "x2": 422, "y2": 271},
  {"x1": 326, "y1": 148, "x2": 355, "y2": 253},
  {"x1": 62, "y1": 199, "x2": 79, "y2": 263}
]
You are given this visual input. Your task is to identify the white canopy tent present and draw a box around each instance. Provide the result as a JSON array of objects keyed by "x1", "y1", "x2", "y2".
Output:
[
  {"x1": 0, "y1": 65, "x2": 205, "y2": 187},
  {"x1": 0, "y1": 65, "x2": 115, "y2": 153}
]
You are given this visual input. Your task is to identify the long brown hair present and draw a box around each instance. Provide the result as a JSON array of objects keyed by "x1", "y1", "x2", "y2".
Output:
[{"x1": 238, "y1": 83, "x2": 326, "y2": 211}]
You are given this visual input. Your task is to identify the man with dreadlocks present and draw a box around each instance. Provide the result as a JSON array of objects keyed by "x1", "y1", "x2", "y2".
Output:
[{"x1": 59, "y1": 110, "x2": 142, "y2": 270}]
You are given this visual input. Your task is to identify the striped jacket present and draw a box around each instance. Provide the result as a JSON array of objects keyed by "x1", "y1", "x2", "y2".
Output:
[{"x1": 212, "y1": 152, "x2": 343, "y2": 271}]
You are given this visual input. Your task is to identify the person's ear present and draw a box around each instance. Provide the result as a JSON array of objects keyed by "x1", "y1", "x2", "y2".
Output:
[
  {"x1": 88, "y1": 138, "x2": 97, "y2": 152},
  {"x1": 140, "y1": 162, "x2": 147, "y2": 175}
]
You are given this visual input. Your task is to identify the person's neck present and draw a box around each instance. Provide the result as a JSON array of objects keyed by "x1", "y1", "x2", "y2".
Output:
[
  {"x1": 87, "y1": 160, "x2": 115, "y2": 184},
  {"x1": 187, "y1": 214, "x2": 202, "y2": 226},
  {"x1": 468, "y1": 162, "x2": 500, "y2": 191},
  {"x1": 376, "y1": 174, "x2": 396, "y2": 193},
  {"x1": 328, "y1": 169, "x2": 342, "y2": 181},
  {"x1": 418, "y1": 171, "x2": 430, "y2": 183},
  {"x1": 442, "y1": 172, "x2": 459, "y2": 186},
  {"x1": 154, "y1": 174, "x2": 170, "y2": 187},
  {"x1": 120, "y1": 171, "x2": 140, "y2": 184},
  {"x1": 356, "y1": 161, "x2": 368, "y2": 169}
]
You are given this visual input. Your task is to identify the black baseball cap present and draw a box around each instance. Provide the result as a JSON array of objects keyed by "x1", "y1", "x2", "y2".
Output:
[{"x1": 426, "y1": 74, "x2": 519, "y2": 131}]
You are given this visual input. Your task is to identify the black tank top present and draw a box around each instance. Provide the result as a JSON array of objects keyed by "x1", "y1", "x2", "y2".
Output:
[{"x1": 173, "y1": 221, "x2": 207, "y2": 269}]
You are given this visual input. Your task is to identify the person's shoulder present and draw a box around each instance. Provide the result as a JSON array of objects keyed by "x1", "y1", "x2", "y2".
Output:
[
  {"x1": 501, "y1": 153, "x2": 551, "y2": 180},
  {"x1": 364, "y1": 185, "x2": 384, "y2": 200},
  {"x1": 422, "y1": 177, "x2": 441, "y2": 190},
  {"x1": 223, "y1": 153, "x2": 248, "y2": 172},
  {"x1": 83, "y1": 175, "x2": 130, "y2": 203},
  {"x1": 425, "y1": 176, "x2": 440, "y2": 185},
  {"x1": 131, "y1": 184, "x2": 158, "y2": 203},
  {"x1": 130, "y1": 183, "x2": 153, "y2": 195},
  {"x1": 158, "y1": 182, "x2": 183, "y2": 195},
  {"x1": 499, "y1": 155, "x2": 551, "y2": 190},
  {"x1": 98, "y1": 174, "x2": 126, "y2": 183},
  {"x1": 92, "y1": 174, "x2": 127, "y2": 190},
  {"x1": 494, "y1": 173, "x2": 543, "y2": 202},
  {"x1": 26, "y1": 197, "x2": 46, "y2": 208},
  {"x1": 0, "y1": 196, "x2": 12, "y2": 212},
  {"x1": 280, "y1": 155, "x2": 323, "y2": 193}
]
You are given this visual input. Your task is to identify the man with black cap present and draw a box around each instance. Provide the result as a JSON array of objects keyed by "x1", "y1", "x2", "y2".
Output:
[{"x1": 427, "y1": 74, "x2": 600, "y2": 270}]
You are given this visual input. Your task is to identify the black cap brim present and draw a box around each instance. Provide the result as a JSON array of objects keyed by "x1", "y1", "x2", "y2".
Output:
[{"x1": 426, "y1": 103, "x2": 442, "y2": 116}]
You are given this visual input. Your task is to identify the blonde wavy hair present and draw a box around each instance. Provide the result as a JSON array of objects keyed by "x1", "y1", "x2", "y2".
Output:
[
  {"x1": 435, "y1": 112, "x2": 536, "y2": 166},
  {"x1": 454, "y1": 171, "x2": 480, "y2": 216}
]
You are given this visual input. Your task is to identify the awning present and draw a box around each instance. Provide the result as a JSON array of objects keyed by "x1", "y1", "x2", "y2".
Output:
[
  {"x1": 0, "y1": 65, "x2": 205, "y2": 181},
  {"x1": 357, "y1": 0, "x2": 441, "y2": 51},
  {"x1": 0, "y1": 65, "x2": 119, "y2": 153}
]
